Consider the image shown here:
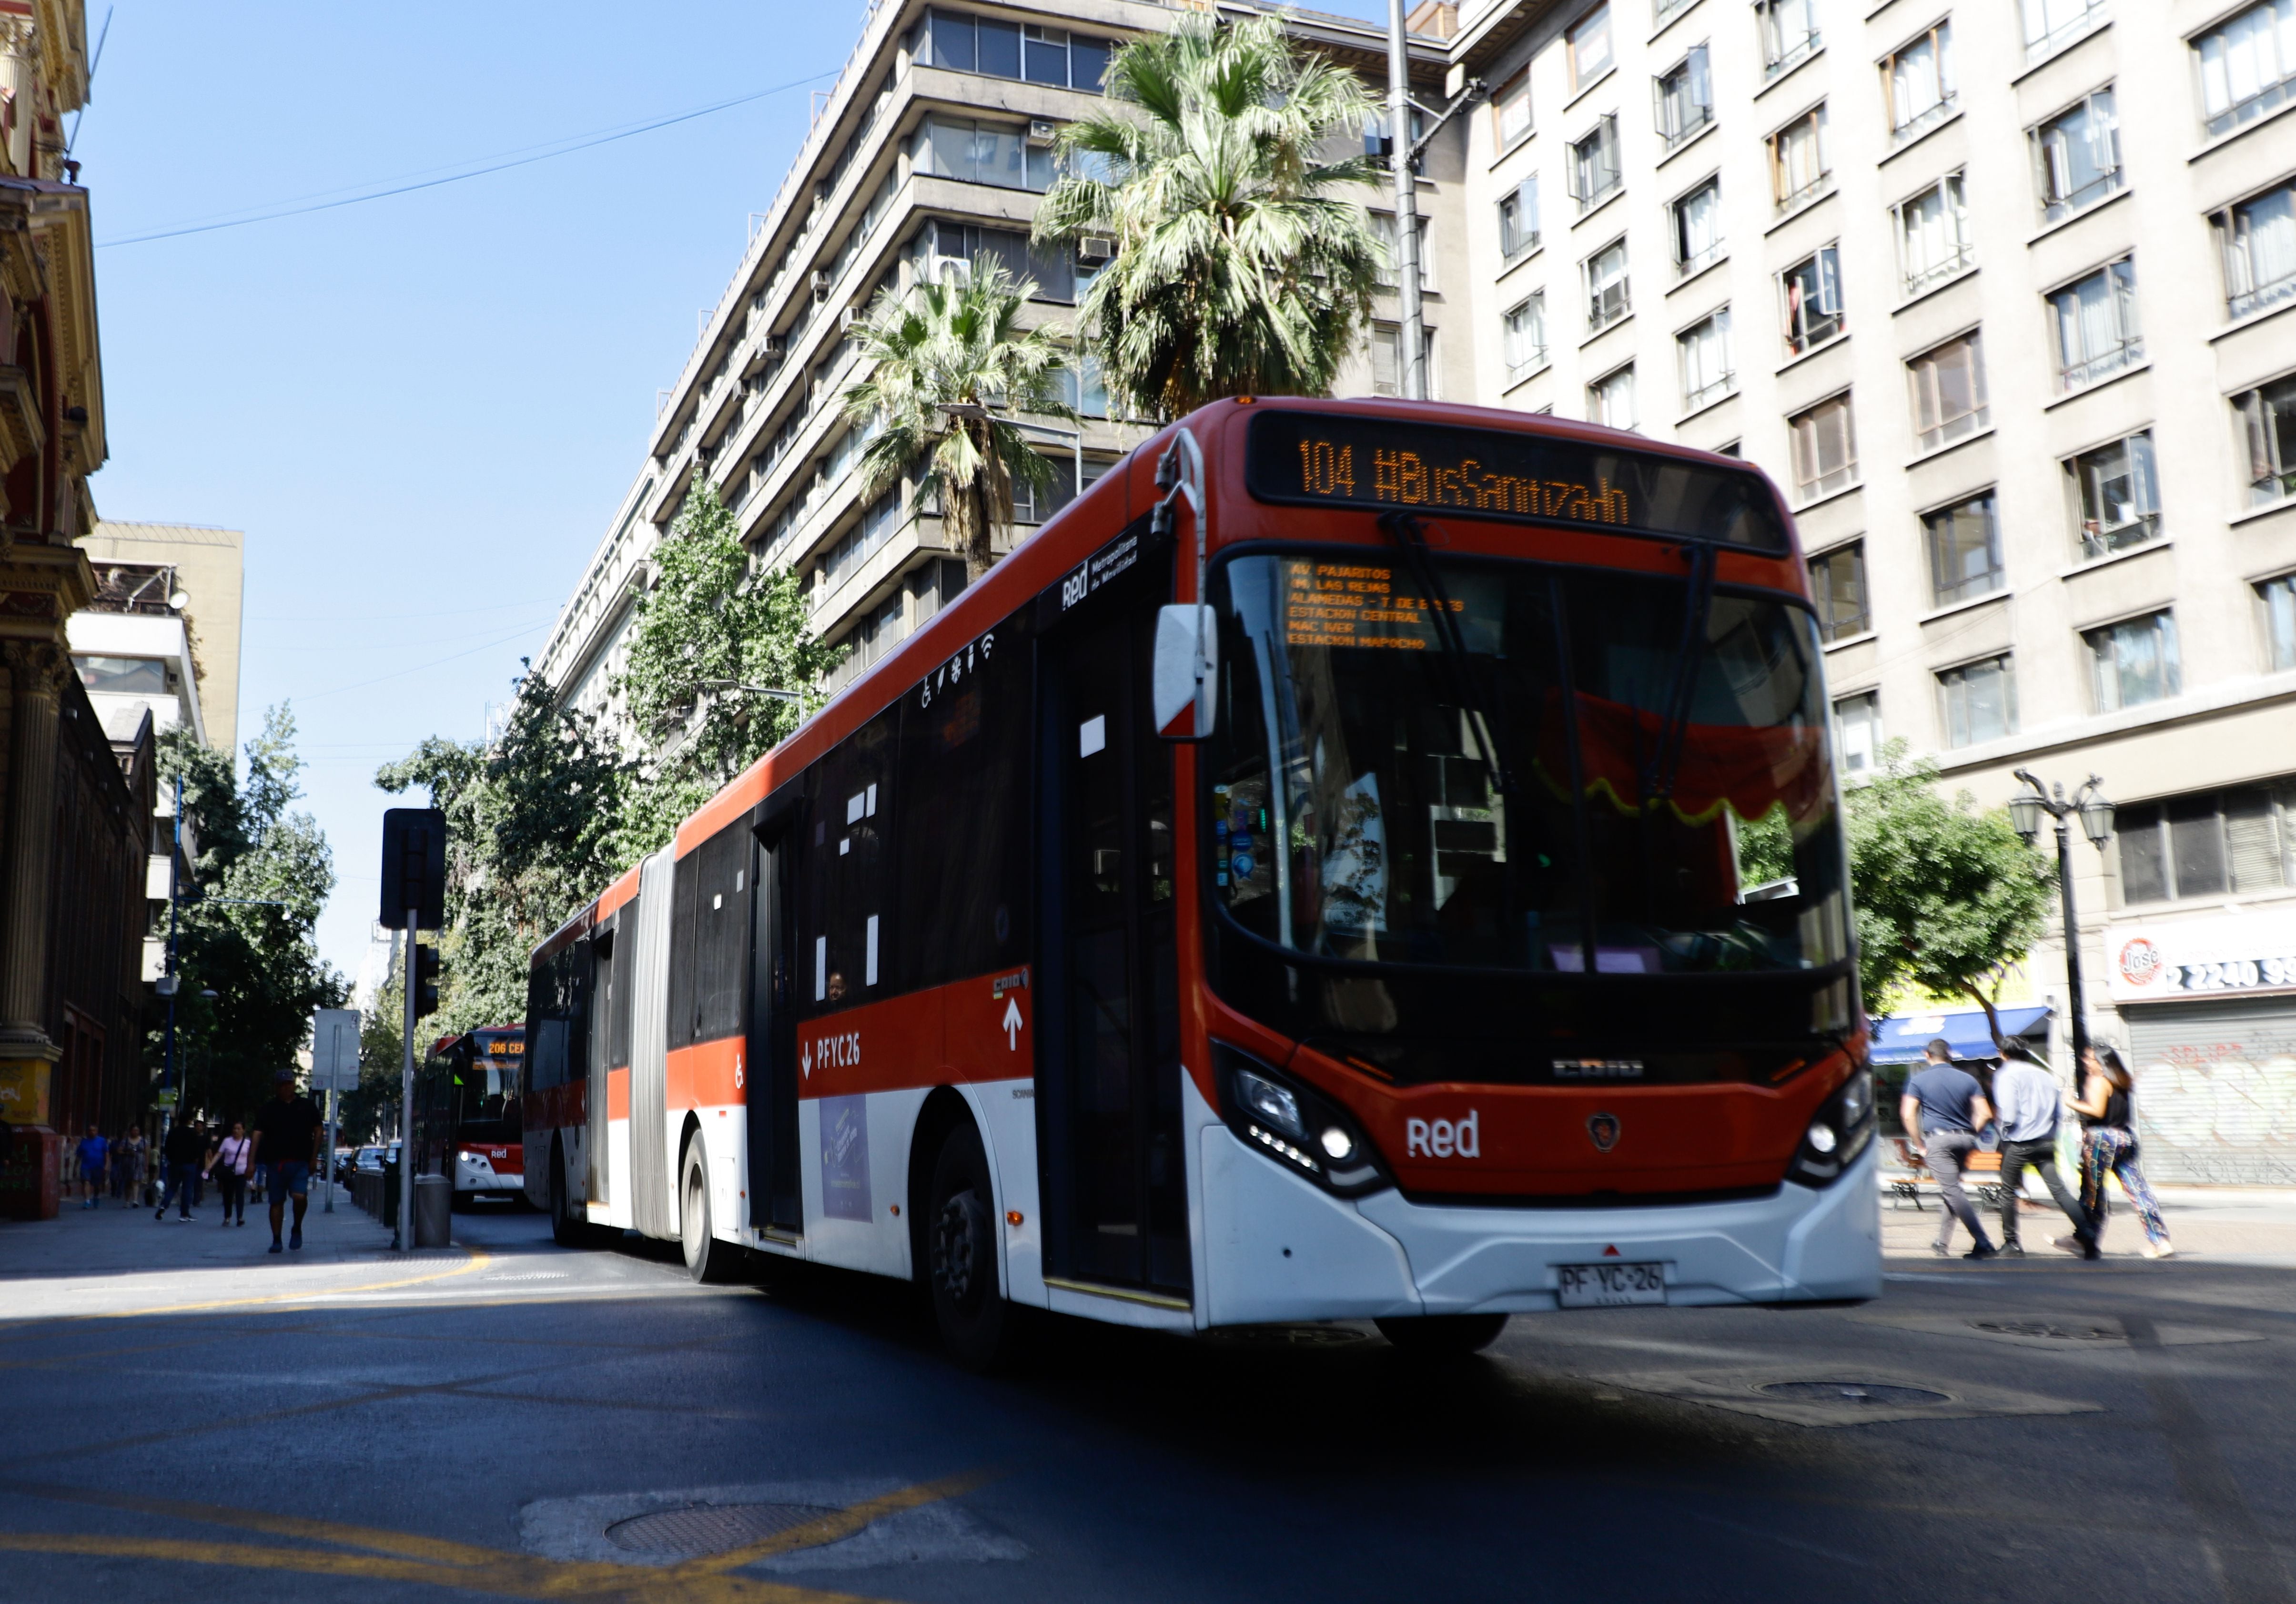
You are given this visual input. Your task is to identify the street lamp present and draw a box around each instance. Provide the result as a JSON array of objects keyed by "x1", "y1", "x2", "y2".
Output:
[
  {"x1": 2009, "y1": 768, "x2": 2114, "y2": 1067},
  {"x1": 695, "y1": 680, "x2": 804, "y2": 706}
]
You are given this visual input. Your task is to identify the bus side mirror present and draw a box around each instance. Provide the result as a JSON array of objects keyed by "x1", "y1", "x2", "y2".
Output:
[{"x1": 1153, "y1": 604, "x2": 1217, "y2": 741}]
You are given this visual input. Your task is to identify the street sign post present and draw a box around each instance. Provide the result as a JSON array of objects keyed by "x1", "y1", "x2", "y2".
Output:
[
  {"x1": 310, "y1": 1008, "x2": 361, "y2": 1214},
  {"x1": 380, "y1": 810, "x2": 446, "y2": 1251}
]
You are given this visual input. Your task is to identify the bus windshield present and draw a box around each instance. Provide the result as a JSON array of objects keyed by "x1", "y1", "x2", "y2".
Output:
[{"x1": 1207, "y1": 550, "x2": 1849, "y2": 977}]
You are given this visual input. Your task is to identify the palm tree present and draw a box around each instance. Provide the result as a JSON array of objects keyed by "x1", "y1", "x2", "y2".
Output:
[
  {"x1": 841, "y1": 259, "x2": 1073, "y2": 581},
  {"x1": 1032, "y1": 12, "x2": 1386, "y2": 420}
]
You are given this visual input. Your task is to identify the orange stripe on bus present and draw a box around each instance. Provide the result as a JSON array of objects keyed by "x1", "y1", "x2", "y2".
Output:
[
  {"x1": 607, "y1": 1067, "x2": 629, "y2": 1122},
  {"x1": 667, "y1": 1035, "x2": 747, "y2": 1110}
]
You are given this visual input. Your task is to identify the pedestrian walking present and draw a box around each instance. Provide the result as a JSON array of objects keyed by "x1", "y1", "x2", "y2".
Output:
[
  {"x1": 207, "y1": 1120, "x2": 253, "y2": 1228},
  {"x1": 73, "y1": 1125, "x2": 107, "y2": 1209},
  {"x1": 1990, "y1": 1040, "x2": 2092, "y2": 1258},
  {"x1": 1899, "y1": 1038, "x2": 1999, "y2": 1259},
  {"x1": 249, "y1": 1070, "x2": 324, "y2": 1254},
  {"x1": 155, "y1": 1117, "x2": 205, "y2": 1220},
  {"x1": 120, "y1": 1128, "x2": 148, "y2": 1205},
  {"x1": 2069, "y1": 1045, "x2": 2174, "y2": 1259}
]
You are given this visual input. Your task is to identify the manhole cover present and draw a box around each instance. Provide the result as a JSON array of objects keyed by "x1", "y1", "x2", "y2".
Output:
[
  {"x1": 1204, "y1": 1324, "x2": 1374, "y2": 1348},
  {"x1": 1970, "y1": 1320, "x2": 2118, "y2": 1341},
  {"x1": 605, "y1": 1502, "x2": 840, "y2": 1557},
  {"x1": 1758, "y1": 1381, "x2": 1950, "y2": 1406}
]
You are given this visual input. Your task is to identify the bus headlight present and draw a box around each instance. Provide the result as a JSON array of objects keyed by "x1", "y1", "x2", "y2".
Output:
[
  {"x1": 1215, "y1": 1045, "x2": 1389, "y2": 1198},
  {"x1": 1786, "y1": 1066, "x2": 1874, "y2": 1188}
]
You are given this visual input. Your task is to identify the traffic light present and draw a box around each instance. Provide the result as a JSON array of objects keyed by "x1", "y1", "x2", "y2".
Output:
[
  {"x1": 413, "y1": 944, "x2": 442, "y2": 1019},
  {"x1": 380, "y1": 808, "x2": 446, "y2": 931}
]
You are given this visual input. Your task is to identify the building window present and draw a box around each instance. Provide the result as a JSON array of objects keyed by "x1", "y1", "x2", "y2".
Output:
[
  {"x1": 1504, "y1": 293, "x2": 1548, "y2": 381},
  {"x1": 2198, "y1": 0, "x2": 2296, "y2": 138},
  {"x1": 1497, "y1": 176, "x2": 1541, "y2": 261},
  {"x1": 1895, "y1": 173, "x2": 1972, "y2": 296},
  {"x1": 1939, "y1": 654, "x2": 2017, "y2": 747},
  {"x1": 914, "y1": 115, "x2": 1053, "y2": 192},
  {"x1": 1569, "y1": 115, "x2": 1622, "y2": 214},
  {"x1": 912, "y1": 219, "x2": 1073, "y2": 300},
  {"x1": 2050, "y1": 257, "x2": 2142, "y2": 389},
  {"x1": 1585, "y1": 237, "x2": 1630, "y2": 332},
  {"x1": 1780, "y1": 244, "x2": 1844, "y2": 356},
  {"x1": 2033, "y1": 89, "x2": 2121, "y2": 223},
  {"x1": 1569, "y1": 4, "x2": 1615, "y2": 88},
  {"x1": 1788, "y1": 393, "x2": 1856, "y2": 502},
  {"x1": 1834, "y1": 690, "x2": 1881, "y2": 774},
  {"x1": 2023, "y1": 0, "x2": 2107, "y2": 65},
  {"x1": 1769, "y1": 104, "x2": 1829, "y2": 212},
  {"x1": 1370, "y1": 212, "x2": 1433, "y2": 291},
  {"x1": 1655, "y1": 45, "x2": 1714, "y2": 149},
  {"x1": 1925, "y1": 490, "x2": 2003, "y2": 606},
  {"x1": 1908, "y1": 331, "x2": 1989, "y2": 452},
  {"x1": 2085, "y1": 610, "x2": 2180, "y2": 712},
  {"x1": 1809, "y1": 541, "x2": 1869, "y2": 642},
  {"x1": 2236, "y1": 375, "x2": 2296, "y2": 505},
  {"x1": 1678, "y1": 308, "x2": 1733, "y2": 410},
  {"x1": 2214, "y1": 183, "x2": 2296, "y2": 321},
  {"x1": 1371, "y1": 323, "x2": 1435, "y2": 397},
  {"x1": 2117, "y1": 780, "x2": 2296, "y2": 903},
  {"x1": 1757, "y1": 0, "x2": 1821, "y2": 78},
  {"x1": 1655, "y1": 0, "x2": 1696, "y2": 25},
  {"x1": 2261, "y1": 574, "x2": 2296, "y2": 670},
  {"x1": 1588, "y1": 364, "x2": 1637, "y2": 431},
  {"x1": 920, "y1": 10, "x2": 1111, "y2": 92},
  {"x1": 1670, "y1": 177, "x2": 1723, "y2": 276},
  {"x1": 1883, "y1": 22, "x2": 1956, "y2": 142},
  {"x1": 1493, "y1": 70, "x2": 1533, "y2": 149},
  {"x1": 2065, "y1": 431, "x2": 2160, "y2": 558}
]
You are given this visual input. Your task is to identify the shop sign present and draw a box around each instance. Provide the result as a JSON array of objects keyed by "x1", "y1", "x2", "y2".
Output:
[{"x1": 2106, "y1": 911, "x2": 2296, "y2": 1003}]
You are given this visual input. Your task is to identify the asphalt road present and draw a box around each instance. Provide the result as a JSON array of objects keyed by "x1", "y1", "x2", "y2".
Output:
[{"x1": 6, "y1": 1190, "x2": 2296, "y2": 1603}]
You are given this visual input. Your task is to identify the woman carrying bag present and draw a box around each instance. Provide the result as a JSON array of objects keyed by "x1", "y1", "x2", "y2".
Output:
[
  {"x1": 2066, "y1": 1045, "x2": 2173, "y2": 1259},
  {"x1": 207, "y1": 1120, "x2": 253, "y2": 1228}
]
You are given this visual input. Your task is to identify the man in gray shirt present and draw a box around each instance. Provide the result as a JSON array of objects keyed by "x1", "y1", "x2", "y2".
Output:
[
  {"x1": 1899, "y1": 1038, "x2": 1998, "y2": 1259},
  {"x1": 1992, "y1": 1039, "x2": 2093, "y2": 1258}
]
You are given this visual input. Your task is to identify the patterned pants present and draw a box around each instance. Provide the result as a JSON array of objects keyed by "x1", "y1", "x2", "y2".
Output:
[{"x1": 2079, "y1": 1127, "x2": 2170, "y2": 1249}]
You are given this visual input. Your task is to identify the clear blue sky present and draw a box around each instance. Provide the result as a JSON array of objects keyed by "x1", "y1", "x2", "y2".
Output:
[{"x1": 78, "y1": 0, "x2": 1391, "y2": 988}]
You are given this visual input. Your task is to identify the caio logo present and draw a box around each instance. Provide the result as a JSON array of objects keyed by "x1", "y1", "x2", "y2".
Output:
[{"x1": 1587, "y1": 1112, "x2": 1622, "y2": 1152}]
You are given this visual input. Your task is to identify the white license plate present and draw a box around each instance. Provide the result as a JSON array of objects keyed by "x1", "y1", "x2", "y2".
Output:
[{"x1": 1556, "y1": 1262, "x2": 1666, "y2": 1308}]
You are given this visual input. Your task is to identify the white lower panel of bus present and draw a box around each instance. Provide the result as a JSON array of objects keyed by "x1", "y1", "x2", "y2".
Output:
[{"x1": 1355, "y1": 1141, "x2": 1883, "y2": 1313}]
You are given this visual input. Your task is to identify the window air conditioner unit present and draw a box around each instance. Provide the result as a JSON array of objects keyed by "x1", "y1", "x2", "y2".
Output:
[
  {"x1": 1027, "y1": 119, "x2": 1058, "y2": 148},
  {"x1": 1080, "y1": 236, "x2": 1115, "y2": 263},
  {"x1": 932, "y1": 255, "x2": 971, "y2": 285},
  {"x1": 811, "y1": 268, "x2": 832, "y2": 298},
  {"x1": 764, "y1": 334, "x2": 788, "y2": 358},
  {"x1": 840, "y1": 305, "x2": 861, "y2": 331}
]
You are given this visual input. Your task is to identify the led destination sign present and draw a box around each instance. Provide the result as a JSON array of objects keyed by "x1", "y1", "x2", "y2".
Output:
[
  {"x1": 1280, "y1": 558, "x2": 1499, "y2": 653},
  {"x1": 1245, "y1": 411, "x2": 1787, "y2": 551}
]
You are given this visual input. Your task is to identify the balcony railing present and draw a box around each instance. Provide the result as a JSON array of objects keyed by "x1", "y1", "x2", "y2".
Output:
[
  {"x1": 1683, "y1": 373, "x2": 1735, "y2": 411},
  {"x1": 2061, "y1": 337, "x2": 2143, "y2": 390},
  {"x1": 1902, "y1": 243, "x2": 1974, "y2": 298},
  {"x1": 2230, "y1": 269, "x2": 2296, "y2": 322},
  {"x1": 2079, "y1": 512, "x2": 2160, "y2": 561}
]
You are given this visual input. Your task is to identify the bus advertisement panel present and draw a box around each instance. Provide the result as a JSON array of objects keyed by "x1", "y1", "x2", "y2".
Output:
[{"x1": 522, "y1": 397, "x2": 1879, "y2": 1363}]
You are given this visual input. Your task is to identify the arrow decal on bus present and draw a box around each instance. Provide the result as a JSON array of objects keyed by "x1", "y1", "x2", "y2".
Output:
[{"x1": 1002, "y1": 997, "x2": 1024, "y2": 1051}]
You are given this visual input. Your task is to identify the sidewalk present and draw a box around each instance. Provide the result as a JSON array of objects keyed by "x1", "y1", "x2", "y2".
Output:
[
  {"x1": 0, "y1": 1178, "x2": 479, "y2": 1322},
  {"x1": 1880, "y1": 1178, "x2": 2296, "y2": 1265}
]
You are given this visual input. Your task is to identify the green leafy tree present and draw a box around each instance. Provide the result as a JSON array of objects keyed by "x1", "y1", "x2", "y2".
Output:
[
  {"x1": 613, "y1": 478, "x2": 840, "y2": 859},
  {"x1": 154, "y1": 706, "x2": 346, "y2": 1125},
  {"x1": 843, "y1": 259, "x2": 1073, "y2": 580},
  {"x1": 376, "y1": 666, "x2": 626, "y2": 1032},
  {"x1": 1032, "y1": 11, "x2": 1386, "y2": 419}
]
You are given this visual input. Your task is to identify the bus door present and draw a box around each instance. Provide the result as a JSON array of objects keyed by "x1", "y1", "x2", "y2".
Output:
[
  {"x1": 747, "y1": 819, "x2": 803, "y2": 1233},
  {"x1": 1036, "y1": 559, "x2": 1190, "y2": 1298}
]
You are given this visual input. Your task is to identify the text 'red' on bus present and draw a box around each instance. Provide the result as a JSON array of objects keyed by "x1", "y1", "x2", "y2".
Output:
[
  {"x1": 417, "y1": 1027, "x2": 525, "y2": 1206},
  {"x1": 522, "y1": 396, "x2": 1879, "y2": 1361}
]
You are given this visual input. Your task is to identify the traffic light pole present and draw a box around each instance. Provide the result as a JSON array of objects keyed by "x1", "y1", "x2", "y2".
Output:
[{"x1": 398, "y1": 906, "x2": 415, "y2": 1252}]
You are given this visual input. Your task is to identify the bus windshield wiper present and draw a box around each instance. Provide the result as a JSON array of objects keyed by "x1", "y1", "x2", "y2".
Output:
[
  {"x1": 1641, "y1": 541, "x2": 1718, "y2": 813},
  {"x1": 1376, "y1": 511, "x2": 1520, "y2": 802}
]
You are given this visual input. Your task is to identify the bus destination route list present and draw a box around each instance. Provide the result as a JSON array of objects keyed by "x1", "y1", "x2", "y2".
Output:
[{"x1": 1284, "y1": 560, "x2": 1464, "y2": 652}]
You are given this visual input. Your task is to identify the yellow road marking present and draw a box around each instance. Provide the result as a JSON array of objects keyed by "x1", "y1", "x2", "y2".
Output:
[
  {"x1": 73, "y1": 1249, "x2": 492, "y2": 1320},
  {"x1": 0, "y1": 1469, "x2": 990, "y2": 1602}
]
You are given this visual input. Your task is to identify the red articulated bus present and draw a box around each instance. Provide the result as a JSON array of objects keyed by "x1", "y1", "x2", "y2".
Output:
[
  {"x1": 416, "y1": 1028, "x2": 525, "y2": 1206},
  {"x1": 523, "y1": 396, "x2": 1879, "y2": 1362}
]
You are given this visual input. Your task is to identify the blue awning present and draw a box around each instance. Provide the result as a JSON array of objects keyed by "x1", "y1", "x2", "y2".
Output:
[{"x1": 1869, "y1": 1005, "x2": 2052, "y2": 1065}]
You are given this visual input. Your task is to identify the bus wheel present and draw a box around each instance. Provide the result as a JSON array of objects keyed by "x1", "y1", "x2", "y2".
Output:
[
  {"x1": 926, "y1": 1121, "x2": 1009, "y2": 1369},
  {"x1": 1375, "y1": 1314, "x2": 1509, "y2": 1355},
  {"x1": 549, "y1": 1145, "x2": 584, "y2": 1248},
  {"x1": 680, "y1": 1143, "x2": 732, "y2": 1283}
]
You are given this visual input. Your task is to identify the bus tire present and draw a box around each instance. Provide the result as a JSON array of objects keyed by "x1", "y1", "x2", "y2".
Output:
[
  {"x1": 1375, "y1": 1313, "x2": 1509, "y2": 1355},
  {"x1": 680, "y1": 1141, "x2": 733, "y2": 1283},
  {"x1": 926, "y1": 1120, "x2": 1010, "y2": 1370},
  {"x1": 549, "y1": 1143, "x2": 585, "y2": 1248}
]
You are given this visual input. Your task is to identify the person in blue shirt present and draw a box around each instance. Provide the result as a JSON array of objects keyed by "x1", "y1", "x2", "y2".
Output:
[
  {"x1": 1898, "y1": 1038, "x2": 1998, "y2": 1259},
  {"x1": 73, "y1": 1126, "x2": 107, "y2": 1208}
]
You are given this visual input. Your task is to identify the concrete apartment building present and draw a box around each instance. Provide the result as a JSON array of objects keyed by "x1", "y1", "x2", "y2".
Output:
[{"x1": 539, "y1": 0, "x2": 2296, "y2": 1180}]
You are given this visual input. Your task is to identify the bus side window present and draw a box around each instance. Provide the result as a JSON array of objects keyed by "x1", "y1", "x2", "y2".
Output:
[
  {"x1": 803, "y1": 705, "x2": 900, "y2": 1012},
  {"x1": 897, "y1": 617, "x2": 1032, "y2": 989},
  {"x1": 694, "y1": 822, "x2": 752, "y2": 1042}
]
